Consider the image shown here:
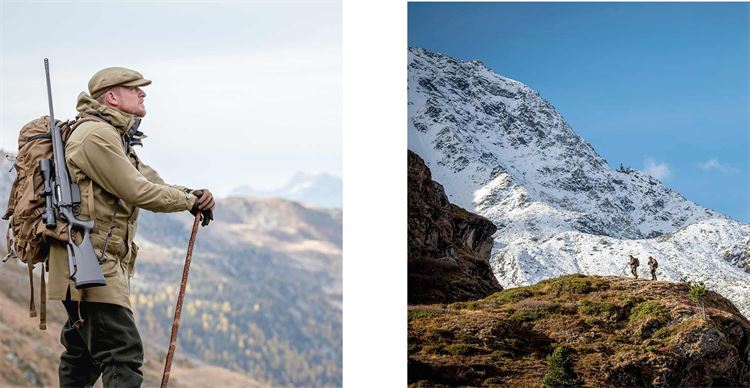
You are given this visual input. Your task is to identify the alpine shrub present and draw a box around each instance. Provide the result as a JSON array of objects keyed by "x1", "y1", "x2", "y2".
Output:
[
  {"x1": 689, "y1": 282, "x2": 708, "y2": 319},
  {"x1": 542, "y1": 346, "x2": 574, "y2": 387}
]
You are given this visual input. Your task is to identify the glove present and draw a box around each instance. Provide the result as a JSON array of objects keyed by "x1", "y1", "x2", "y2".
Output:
[
  {"x1": 190, "y1": 207, "x2": 214, "y2": 227},
  {"x1": 199, "y1": 209, "x2": 214, "y2": 227},
  {"x1": 190, "y1": 189, "x2": 216, "y2": 226}
]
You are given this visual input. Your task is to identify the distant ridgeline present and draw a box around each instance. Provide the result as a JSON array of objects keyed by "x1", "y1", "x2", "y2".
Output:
[
  {"x1": 132, "y1": 198, "x2": 342, "y2": 387},
  {"x1": 229, "y1": 171, "x2": 342, "y2": 209},
  {"x1": 407, "y1": 48, "x2": 750, "y2": 316},
  {"x1": 0, "y1": 150, "x2": 342, "y2": 387}
]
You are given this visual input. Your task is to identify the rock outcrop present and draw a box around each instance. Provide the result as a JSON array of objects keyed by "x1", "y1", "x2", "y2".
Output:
[
  {"x1": 408, "y1": 150, "x2": 501, "y2": 304},
  {"x1": 408, "y1": 274, "x2": 750, "y2": 387}
]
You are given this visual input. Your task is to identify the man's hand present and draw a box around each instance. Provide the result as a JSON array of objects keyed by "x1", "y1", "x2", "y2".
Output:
[
  {"x1": 192, "y1": 189, "x2": 215, "y2": 211},
  {"x1": 190, "y1": 189, "x2": 215, "y2": 226}
]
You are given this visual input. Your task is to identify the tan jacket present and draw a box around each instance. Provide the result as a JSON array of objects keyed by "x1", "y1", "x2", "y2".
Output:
[{"x1": 48, "y1": 93, "x2": 196, "y2": 310}]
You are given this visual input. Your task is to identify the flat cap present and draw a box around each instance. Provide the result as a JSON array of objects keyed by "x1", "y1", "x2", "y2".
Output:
[{"x1": 88, "y1": 67, "x2": 151, "y2": 99}]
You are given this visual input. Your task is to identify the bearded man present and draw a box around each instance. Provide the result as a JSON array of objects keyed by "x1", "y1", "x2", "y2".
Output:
[{"x1": 48, "y1": 67, "x2": 215, "y2": 387}]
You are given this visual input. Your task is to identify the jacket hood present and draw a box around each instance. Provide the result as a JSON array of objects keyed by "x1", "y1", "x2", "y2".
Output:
[{"x1": 76, "y1": 92, "x2": 137, "y2": 135}]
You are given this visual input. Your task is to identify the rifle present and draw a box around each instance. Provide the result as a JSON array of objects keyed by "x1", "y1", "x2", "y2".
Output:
[{"x1": 41, "y1": 58, "x2": 105, "y2": 288}]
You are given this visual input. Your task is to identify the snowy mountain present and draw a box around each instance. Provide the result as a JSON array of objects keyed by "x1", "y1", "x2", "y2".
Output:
[
  {"x1": 408, "y1": 47, "x2": 750, "y2": 315},
  {"x1": 230, "y1": 171, "x2": 342, "y2": 209}
]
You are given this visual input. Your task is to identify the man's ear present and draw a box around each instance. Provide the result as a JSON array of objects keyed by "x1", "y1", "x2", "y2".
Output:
[{"x1": 104, "y1": 88, "x2": 119, "y2": 106}]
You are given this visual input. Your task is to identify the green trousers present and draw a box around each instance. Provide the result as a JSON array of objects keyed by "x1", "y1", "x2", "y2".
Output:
[{"x1": 59, "y1": 300, "x2": 144, "y2": 388}]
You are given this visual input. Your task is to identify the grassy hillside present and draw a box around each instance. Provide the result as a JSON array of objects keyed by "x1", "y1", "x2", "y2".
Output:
[
  {"x1": 0, "y1": 149, "x2": 341, "y2": 386},
  {"x1": 0, "y1": 262, "x2": 263, "y2": 387},
  {"x1": 131, "y1": 197, "x2": 342, "y2": 387},
  {"x1": 409, "y1": 274, "x2": 750, "y2": 387}
]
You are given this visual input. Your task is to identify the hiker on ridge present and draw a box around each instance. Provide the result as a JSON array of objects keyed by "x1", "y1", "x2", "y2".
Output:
[
  {"x1": 47, "y1": 67, "x2": 216, "y2": 387},
  {"x1": 648, "y1": 256, "x2": 658, "y2": 281},
  {"x1": 628, "y1": 255, "x2": 640, "y2": 279}
]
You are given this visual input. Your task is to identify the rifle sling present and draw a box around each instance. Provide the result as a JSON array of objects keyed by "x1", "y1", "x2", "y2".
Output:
[
  {"x1": 27, "y1": 261, "x2": 36, "y2": 318},
  {"x1": 39, "y1": 264, "x2": 46, "y2": 330}
]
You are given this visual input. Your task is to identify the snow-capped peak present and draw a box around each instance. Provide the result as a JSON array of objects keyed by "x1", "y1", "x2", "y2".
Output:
[
  {"x1": 408, "y1": 46, "x2": 725, "y2": 242},
  {"x1": 408, "y1": 47, "x2": 750, "y2": 316}
]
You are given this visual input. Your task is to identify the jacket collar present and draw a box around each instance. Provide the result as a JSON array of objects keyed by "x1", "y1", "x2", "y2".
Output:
[{"x1": 75, "y1": 92, "x2": 137, "y2": 136}]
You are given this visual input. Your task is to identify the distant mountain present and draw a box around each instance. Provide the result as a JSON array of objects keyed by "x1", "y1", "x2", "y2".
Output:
[
  {"x1": 228, "y1": 185, "x2": 261, "y2": 197},
  {"x1": 278, "y1": 171, "x2": 342, "y2": 209},
  {"x1": 407, "y1": 47, "x2": 750, "y2": 315},
  {"x1": 0, "y1": 150, "x2": 341, "y2": 387},
  {"x1": 132, "y1": 197, "x2": 342, "y2": 387},
  {"x1": 230, "y1": 171, "x2": 342, "y2": 209}
]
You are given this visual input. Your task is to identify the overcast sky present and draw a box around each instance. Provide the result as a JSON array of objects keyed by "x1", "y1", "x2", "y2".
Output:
[{"x1": 1, "y1": 1, "x2": 341, "y2": 197}]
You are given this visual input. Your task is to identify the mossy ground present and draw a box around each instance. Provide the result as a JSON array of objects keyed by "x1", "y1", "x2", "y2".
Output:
[{"x1": 408, "y1": 274, "x2": 750, "y2": 387}]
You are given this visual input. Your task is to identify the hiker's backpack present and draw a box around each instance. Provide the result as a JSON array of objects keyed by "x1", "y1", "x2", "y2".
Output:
[{"x1": 2, "y1": 115, "x2": 90, "y2": 329}]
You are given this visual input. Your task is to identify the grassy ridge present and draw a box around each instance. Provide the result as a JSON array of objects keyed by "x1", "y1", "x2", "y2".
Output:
[{"x1": 408, "y1": 274, "x2": 750, "y2": 387}]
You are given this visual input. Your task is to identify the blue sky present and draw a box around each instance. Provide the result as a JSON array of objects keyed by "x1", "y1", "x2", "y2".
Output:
[{"x1": 409, "y1": 2, "x2": 749, "y2": 223}]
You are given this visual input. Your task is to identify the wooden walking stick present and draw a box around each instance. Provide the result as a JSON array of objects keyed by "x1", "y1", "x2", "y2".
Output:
[{"x1": 161, "y1": 213, "x2": 201, "y2": 388}]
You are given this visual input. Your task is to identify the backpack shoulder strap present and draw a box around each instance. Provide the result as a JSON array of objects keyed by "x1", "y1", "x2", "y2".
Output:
[
  {"x1": 2, "y1": 177, "x2": 20, "y2": 220},
  {"x1": 72, "y1": 116, "x2": 102, "y2": 128},
  {"x1": 62, "y1": 116, "x2": 104, "y2": 141}
]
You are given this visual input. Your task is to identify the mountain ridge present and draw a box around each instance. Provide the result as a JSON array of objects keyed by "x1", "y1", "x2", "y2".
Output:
[
  {"x1": 408, "y1": 46, "x2": 726, "y2": 240},
  {"x1": 229, "y1": 171, "x2": 342, "y2": 209},
  {"x1": 0, "y1": 151, "x2": 342, "y2": 387},
  {"x1": 407, "y1": 47, "x2": 750, "y2": 316}
]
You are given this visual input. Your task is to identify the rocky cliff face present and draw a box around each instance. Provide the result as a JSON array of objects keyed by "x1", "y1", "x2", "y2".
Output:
[
  {"x1": 409, "y1": 150, "x2": 501, "y2": 304},
  {"x1": 408, "y1": 275, "x2": 750, "y2": 387},
  {"x1": 724, "y1": 235, "x2": 750, "y2": 273},
  {"x1": 407, "y1": 47, "x2": 750, "y2": 316}
]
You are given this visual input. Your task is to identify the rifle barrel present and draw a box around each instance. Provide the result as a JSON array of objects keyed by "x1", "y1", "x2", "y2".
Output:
[{"x1": 44, "y1": 59, "x2": 55, "y2": 123}]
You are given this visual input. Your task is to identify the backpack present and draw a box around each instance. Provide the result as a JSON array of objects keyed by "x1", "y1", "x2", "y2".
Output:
[{"x1": 2, "y1": 115, "x2": 92, "y2": 329}]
